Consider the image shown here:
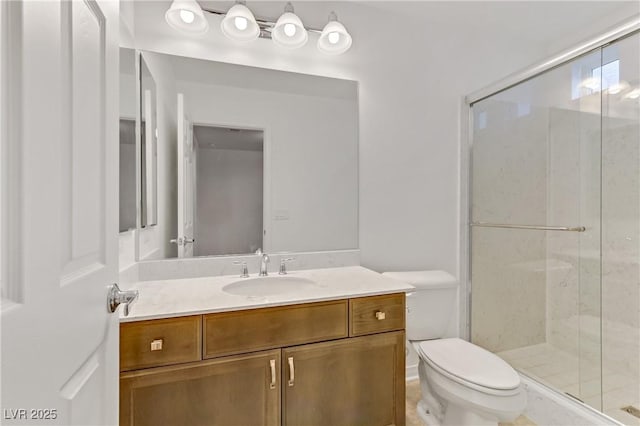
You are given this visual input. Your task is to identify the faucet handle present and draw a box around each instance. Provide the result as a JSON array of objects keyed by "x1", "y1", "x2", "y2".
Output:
[
  {"x1": 233, "y1": 261, "x2": 249, "y2": 278},
  {"x1": 279, "y1": 258, "x2": 296, "y2": 275}
]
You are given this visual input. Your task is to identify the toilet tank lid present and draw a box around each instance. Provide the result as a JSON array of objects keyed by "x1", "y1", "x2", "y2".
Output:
[{"x1": 382, "y1": 270, "x2": 458, "y2": 289}]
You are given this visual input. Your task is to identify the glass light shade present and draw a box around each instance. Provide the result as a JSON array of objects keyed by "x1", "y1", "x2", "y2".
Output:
[
  {"x1": 272, "y1": 12, "x2": 308, "y2": 49},
  {"x1": 165, "y1": 0, "x2": 209, "y2": 34},
  {"x1": 221, "y1": 3, "x2": 260, "y2": 42},
  {"x1": 318, "y1": 19, "x2": 352, "y2": 55}
]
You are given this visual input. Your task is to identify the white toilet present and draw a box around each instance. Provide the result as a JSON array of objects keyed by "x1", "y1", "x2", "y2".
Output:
[{"x1": 383, "y1": 271, "x2": 526, "y2": 426}]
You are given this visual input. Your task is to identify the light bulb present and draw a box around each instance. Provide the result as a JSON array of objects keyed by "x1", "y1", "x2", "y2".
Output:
[
  {"x1": 179, "y1": 9, "x2": 195, "y2": 24},
  {"x1": 234, "y1": 16, "x2": 248, "y2": 31},
  {"x1": 328, "y1": 32, "x2": 340, "y2": 44},
  {"x1": 284, "y1": 23, "x2": 297, "y2": 37}
]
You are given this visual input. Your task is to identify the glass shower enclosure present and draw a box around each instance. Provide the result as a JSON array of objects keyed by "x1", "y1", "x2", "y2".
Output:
[{"x1": 469, "y1": 31, "x2": 639, "y2": 425}]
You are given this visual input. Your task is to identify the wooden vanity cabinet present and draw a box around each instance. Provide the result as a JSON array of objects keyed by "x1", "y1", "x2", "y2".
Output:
[{"x1": 120, "y1": 293, "x2": 405, "y2": 426}]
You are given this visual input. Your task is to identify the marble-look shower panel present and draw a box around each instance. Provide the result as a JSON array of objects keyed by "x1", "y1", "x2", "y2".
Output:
[{"x1": 471, "y1": 100, "x2": 549, "y2": 352}]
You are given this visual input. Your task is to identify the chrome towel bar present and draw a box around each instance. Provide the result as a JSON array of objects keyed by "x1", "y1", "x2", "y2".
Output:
[{"x1": 470, "y1": 222, "x2": 586, "y2": 232}]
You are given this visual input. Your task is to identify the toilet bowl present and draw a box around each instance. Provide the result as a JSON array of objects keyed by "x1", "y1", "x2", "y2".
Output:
[
  {"x1": 382, "y1": 271, "x2": 526, "y2": 426},
  {"x1": 414, "y1": 338, "x2": 526, "y2": 426}
]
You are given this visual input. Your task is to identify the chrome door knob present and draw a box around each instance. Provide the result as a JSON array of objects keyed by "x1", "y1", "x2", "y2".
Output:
[{"x1": 107, "y1": 283, "x2": 139, "y2": 317}]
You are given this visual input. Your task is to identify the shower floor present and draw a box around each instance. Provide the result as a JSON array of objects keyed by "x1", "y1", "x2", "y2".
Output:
[{"x1": 497, "y1": 343, "x2": 640, "y2": 426}]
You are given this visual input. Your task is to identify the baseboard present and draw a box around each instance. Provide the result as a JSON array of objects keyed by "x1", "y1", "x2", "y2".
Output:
[{"x1": 406, "y1": 364, "x2": 418, "y2": 382}]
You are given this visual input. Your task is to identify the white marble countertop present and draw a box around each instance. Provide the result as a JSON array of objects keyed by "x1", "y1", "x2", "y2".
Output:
[{"x1": 120, "y1": 266, "x2": 414, "y2": 323}]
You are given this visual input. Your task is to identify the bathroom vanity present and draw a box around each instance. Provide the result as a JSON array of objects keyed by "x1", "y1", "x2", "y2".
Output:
[{"x1": 119, "y1": 266, "x2": 412, "y2": 426}]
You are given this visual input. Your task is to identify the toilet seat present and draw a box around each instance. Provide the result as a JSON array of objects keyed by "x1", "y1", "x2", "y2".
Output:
[{"x1": 415, "y1": 338, "x2": 520, "y2": 395}]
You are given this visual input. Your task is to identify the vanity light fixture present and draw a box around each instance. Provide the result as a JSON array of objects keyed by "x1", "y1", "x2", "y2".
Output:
[
  {"x1": 164, "y1": 1, "x2": 352, "y2": 55},
  {"x1": 165, "y1": 0, "x2": 209, "y2": 34},
  {"x1": 317, "y1": 12, "x2": 352, "y2": 55},
  {"x1": 220, "y1": 1, "x2": 260, "y2": 42},
  {"x1": 271, "y1": 3, "x2": 308, "y2": 49}
]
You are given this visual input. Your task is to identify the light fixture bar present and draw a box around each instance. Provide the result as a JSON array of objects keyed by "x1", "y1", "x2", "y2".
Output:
[{"x1": 201, "y1": 6, "x2": 323, "y2": 39}]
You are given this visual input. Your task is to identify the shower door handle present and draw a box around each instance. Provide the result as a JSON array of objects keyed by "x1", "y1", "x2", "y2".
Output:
[{"x1": 470, "y1": 222, "x2": 586, "y2": 232}]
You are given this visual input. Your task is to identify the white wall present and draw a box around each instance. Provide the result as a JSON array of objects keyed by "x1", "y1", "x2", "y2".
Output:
[
  {"x1": 195, "y1": 145, "x2": 263, "y2": 256},
  {"x1": 177, "y1": 78, "x2": 358, "y2": 253}
]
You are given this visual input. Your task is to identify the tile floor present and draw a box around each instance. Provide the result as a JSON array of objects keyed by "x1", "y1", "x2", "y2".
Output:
[
  {"x1": 497, "y1": 343, "x2": 640, "y2": 426},
  {"x1": 405, "y1": 379, "x2": 536, "y2": 426}
]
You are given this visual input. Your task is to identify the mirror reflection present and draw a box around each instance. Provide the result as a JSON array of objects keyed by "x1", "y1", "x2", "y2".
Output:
[
  {"x1": 119, "y1": 48, "x2": 136, "y2": 233},
  {"x1": 193, "y1": 126, "x2": 264, "y2": 257},
  {"x1": 136, "y1": 51, "x2": 359, "y2": 260},
  {"x1": 140, "y1": 55, "x2": 158, "y2": 228}
]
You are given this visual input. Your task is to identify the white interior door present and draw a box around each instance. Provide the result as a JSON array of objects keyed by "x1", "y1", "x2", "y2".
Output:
[
  {"x1": 1, "y1": 1, "x2": 120, "y2": 424},
  {"x1": 177, "y1": 93, "x2": 195, "y2": 258}
]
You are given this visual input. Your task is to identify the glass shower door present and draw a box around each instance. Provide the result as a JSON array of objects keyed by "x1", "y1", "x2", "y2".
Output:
[
  {"x1": 600, "y1": 32, "x2": 640, "y2": 425},
  {"x1": 470, "y1": 48, "x2": 603, "y2": 409}
]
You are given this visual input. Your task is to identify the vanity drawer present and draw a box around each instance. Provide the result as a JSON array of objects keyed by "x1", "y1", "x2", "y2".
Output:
[
  {"x1": 203, "y1": 300, "x2": 348, "y2": 358},
  {"x1": 120, "y1": 316, "x2": 202, "y2": 372},
  {"x1": 349, "y1": 293, "x2": 405, "y2": 336}
]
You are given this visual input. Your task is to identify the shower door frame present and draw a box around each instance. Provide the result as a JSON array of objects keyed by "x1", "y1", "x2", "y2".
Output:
[{"x1": 459, "y1": 14, "x2": 640, "y2": 346}]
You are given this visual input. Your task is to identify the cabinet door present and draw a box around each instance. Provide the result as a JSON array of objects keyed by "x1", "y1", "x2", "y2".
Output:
[
  {"x1": 283, "y1": 331, "x2": 405, "y2": 426},
  {"x1": 120, "y1": 349, "x2": 280, "y2": 426}
]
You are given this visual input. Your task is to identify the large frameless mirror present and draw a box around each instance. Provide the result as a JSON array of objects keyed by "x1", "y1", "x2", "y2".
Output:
[{"x1": 134, "y1": 51, "x2": 359, "y2": 261}]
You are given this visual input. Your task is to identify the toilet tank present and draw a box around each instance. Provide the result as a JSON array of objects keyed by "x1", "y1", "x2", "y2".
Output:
[{"x1": 383, "y1": 271, "x2": 458, "y2": 341}]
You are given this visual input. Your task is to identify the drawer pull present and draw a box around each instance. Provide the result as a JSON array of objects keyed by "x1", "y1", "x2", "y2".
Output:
[
  {"x1": 269, "y1": 359, "x2": 276, "y2": 390},
  {"x1": 150, "y1": 339, "x2": 164, "y2": 351},
  {"x1": 375, "y1": 311, "x2": 386, "y2": 320},
  {"x1": 287, "y1": 356, "x2": 295, "y2": 387}
]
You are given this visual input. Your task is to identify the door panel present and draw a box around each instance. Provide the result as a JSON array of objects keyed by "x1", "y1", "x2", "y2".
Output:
[
  {"x1": 1, "y1": 0, "x2": 119, "y2": 424},
  {"x1": 282, "y1": 332, "x2": 405, "y2": 426}
]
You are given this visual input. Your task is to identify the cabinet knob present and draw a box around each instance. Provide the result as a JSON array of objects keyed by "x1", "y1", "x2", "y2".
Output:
[
  {"x1": 150, "y1": 339, "x2": 164, "y2": 351},
  {"x1": 375, "y1": 311, "x2": 386, "y2": 320}
]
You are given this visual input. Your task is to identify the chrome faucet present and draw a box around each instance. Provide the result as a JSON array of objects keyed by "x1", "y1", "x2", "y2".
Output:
[{"x1": 259, "y1": 253, "x2": 270, "y2": 276}]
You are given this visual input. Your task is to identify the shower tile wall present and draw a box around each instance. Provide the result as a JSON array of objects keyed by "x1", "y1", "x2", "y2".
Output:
[{"x1": 471, "y1": 100, "x2": 548, "y2": 352}]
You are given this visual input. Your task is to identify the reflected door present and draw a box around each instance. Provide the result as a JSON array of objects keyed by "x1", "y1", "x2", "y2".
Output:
[{"x1": 177, "y1": 93, "x2": 195, "y2": 258}]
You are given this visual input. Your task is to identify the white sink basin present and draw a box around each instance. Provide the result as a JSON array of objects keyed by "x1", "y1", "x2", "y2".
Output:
[{"x1": 222, "y1": 276, "x2": 318, "y2": 297}]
